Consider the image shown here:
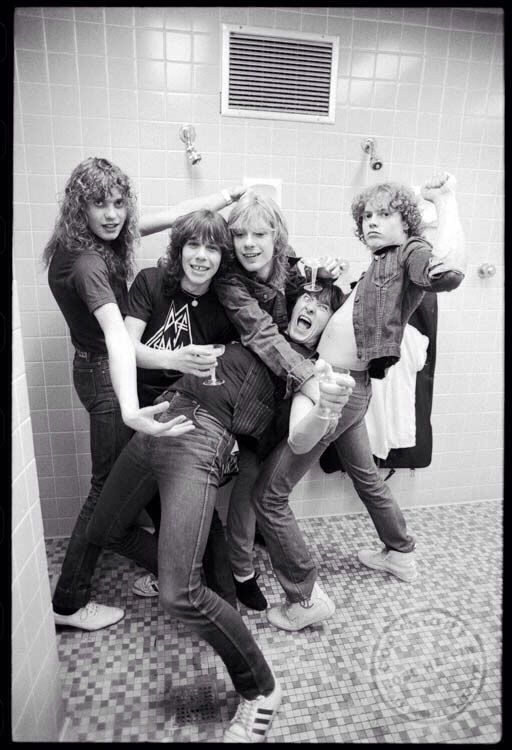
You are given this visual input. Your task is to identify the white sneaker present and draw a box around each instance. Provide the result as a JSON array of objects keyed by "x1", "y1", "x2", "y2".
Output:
[
  {"x1": 132, "y1": 573, "x2": 159, "y2": 597},
  {"x1": 53, "y1": 601, "x2": 124, "y2": 631},
  {"x1": 224, "y1": 681, "x2": 282, "y2": 743},
  {"x1": 358, "y1": 547, "x2": 418, "y2": 582},
  {"x1": 266, "y1": 583, "x2": 335, "y2": 632}
]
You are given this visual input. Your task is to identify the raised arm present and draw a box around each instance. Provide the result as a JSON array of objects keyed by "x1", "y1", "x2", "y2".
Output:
[
  {"x1": 421, "y1": 172, "x2": 467, "y2": 278},
  {"x1": 93, "y1": 303, "x2": 194, "y2": 437},
  {"x1": 139, "y1": 185, "x2": 246, "y2": 237}
]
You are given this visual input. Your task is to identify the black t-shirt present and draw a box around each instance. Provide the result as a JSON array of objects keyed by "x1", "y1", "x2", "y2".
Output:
[
  {"x1": 48, "y1": 247, "x2": 128, "y2": 354},
  {"x1": 169, "y1": 342, "x2": 265, "y2": 436},
  {"x1": 127, "y1": 266, "x2": 238, "y2": 406}
]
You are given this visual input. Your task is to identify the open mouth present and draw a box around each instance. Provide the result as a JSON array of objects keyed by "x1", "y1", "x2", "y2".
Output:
[
  {"x1": 296, "y1": 314, "x2": 312, "y2": 331},
  {"x1": 242, "y1": 253, "x2": 260, "y2": 259},
  {"x1": 190, "y1": 264, "x2": 210, "y2": 272}
]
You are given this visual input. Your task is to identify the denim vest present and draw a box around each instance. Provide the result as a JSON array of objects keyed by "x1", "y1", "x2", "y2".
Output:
[{"x1": 354, "y1": 236, "x2": 464, "y2": 378}]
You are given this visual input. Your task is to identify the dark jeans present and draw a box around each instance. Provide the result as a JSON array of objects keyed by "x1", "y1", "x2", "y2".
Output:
[
  {"x1": 226, "y1": 444, "x2": 259, "y2": 578},
  {"x1": 250, "y1": 370, "x2": 415, "y2": 603},
  {"x1": 52, "y1": 354, "x2": 134, "y2": 611},
  {"x1": 53, "y1": 355, "x2": 235, "y2": 611},
  {"x1": 87, "y1": 393, "x2": 273, "y2": 699}
]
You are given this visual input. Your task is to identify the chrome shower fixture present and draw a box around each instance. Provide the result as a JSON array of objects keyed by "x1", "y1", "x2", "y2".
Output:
[
  {"x1": 179, "y1": 124, "x2": 202, "y2": 165},
  {"x1": 361, "y1": 138, "x2": 383, "y2": 171}
]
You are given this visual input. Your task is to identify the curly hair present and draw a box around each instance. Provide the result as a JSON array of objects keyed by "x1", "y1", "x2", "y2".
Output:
[
  {"x1": 227, "y1": 192, "x2": 290, "y2": 290},
  {"x1": 162, "y1": 209, "x2": 234, "y2": 298},
  {"x1": 351, "y1": 182, "x2": 423, "y2": 243},
  {"x1": 42, "y1": 157, "x2": 139, "y2": 284}
]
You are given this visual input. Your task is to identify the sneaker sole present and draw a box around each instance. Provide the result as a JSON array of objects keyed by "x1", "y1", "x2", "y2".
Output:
[
  {"x1": 358, "y1": 555, "x2": 418, "y2": 583},
  {"x1": 53, "y1": 611, "x2": 124, "y2": 631},
  {"x1": 132, "y1": 585, "x2": 159, "y2": 598},
  {"x1": 267, "y1": 600, "x2": 336, "y2": 632}
]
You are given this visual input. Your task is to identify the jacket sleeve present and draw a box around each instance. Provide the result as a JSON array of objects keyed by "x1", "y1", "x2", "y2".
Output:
[
  {"x1": 401, "y1": 237, "x2": 465, "y2": 293},
  {"x1": 214, "y1": 273, "x2": 315, "y2": 397}
]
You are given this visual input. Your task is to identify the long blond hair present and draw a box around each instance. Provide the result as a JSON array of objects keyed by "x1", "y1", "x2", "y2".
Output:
[{"x1": 227, "y1": 192, "x2": 291, "y2": 289}]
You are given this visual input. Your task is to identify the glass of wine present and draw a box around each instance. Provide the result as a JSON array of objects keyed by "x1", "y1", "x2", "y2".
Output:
[
  {"x1": 202, "y1": 344, "x2": 225, "y2": 386},
  {"x1": 303, "y1": 256, "x2": 322, "y2": 292}
]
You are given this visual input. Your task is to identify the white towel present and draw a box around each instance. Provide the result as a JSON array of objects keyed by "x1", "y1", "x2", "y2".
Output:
[{"x1": 365, "y1": 324, "x2": 429, "y2": 460}]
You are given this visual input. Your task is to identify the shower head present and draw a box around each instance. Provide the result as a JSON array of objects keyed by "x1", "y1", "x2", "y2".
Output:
[
  {"x1": 179, "y1": 124, "x2": 202, "y2": 165},
  {"x1": 361, "y1": 138, "x2": 383, "y2": 171},
  {"x1": 370, "y1": 155, "x2": 383, "y2": 171}
]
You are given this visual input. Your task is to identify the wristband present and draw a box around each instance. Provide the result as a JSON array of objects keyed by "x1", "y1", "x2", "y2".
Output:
[{"x1": 221, "y1": 188, "x2": 233, "y2": 206}]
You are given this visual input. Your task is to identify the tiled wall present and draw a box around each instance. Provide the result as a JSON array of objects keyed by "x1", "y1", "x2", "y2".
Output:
[
  {"x1": 12, "y1": 6, "x2": 503, "y2": 537},
  {"x1": 12, "y1": 281, "x2": 65, "y2": 741}
]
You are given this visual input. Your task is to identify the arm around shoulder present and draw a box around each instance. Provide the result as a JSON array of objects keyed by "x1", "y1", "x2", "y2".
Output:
[
  {"x1": 215, "y1": 273, "x2": 316, "y2": 394},
  {"x1": 139, "y1": 185, "x2": 247, "y2": 236}
]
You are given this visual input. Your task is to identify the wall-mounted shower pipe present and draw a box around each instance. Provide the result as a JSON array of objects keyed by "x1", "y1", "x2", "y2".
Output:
[
  {"x1": 361, "y1": 138, "x2": 383, "y2": 171},
  {"x1": 179, "y1": 124, "x2": 202, "y2": 165}
]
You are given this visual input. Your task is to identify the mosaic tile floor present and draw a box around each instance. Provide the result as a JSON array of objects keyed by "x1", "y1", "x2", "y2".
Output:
[{"x1": 45, "y1": 499, "x2": 502, "y2": 743}]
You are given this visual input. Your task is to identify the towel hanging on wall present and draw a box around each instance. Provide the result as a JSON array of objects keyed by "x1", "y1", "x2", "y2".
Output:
[{"x1": 365, "y1": 323, "x2": 429, "y2": 460}]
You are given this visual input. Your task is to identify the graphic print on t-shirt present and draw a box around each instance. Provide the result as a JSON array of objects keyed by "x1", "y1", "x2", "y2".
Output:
[{"x1": 144, "y1": 300, "x2": 194, "y2": 350}]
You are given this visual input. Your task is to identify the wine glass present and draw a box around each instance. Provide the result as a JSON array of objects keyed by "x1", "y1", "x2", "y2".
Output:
[
  {"x1": 303, "y1": 256, "x2": 322, "y2": 292},
  {"x1": 317, "y1": 367, "x2": 350, "y2": 420},
  {"x1": 203, "y1": 344, "x2": 225, "y2": 386}
]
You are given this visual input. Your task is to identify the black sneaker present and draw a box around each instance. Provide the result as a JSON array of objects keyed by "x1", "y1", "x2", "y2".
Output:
[
  {"x1": 254, "y1": 527, "x2": 266, "y2": 547},
  {"x1": 234, "y1": 574, "x2": 268, "y2": 611}
]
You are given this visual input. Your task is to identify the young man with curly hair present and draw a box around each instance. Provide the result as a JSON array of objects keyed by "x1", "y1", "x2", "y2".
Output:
[
  {"x1": 248, "y1": 172, "x2": 467, "y2": 632},
  {"x1": 44, "y1": 157, "x2": 246, "y2": 631}
]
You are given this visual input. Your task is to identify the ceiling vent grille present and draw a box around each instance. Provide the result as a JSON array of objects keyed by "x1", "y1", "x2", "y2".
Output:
[{"x1": 221, "y1": 25, "x2": 339, "y2": 123}]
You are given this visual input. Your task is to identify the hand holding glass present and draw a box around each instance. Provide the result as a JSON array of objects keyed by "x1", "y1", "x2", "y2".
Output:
[
  {"x1": 203, "y1": 344, "x2": 225, "y2": 386},
  {"x1": 317, "y1": 366, "x2": 351, "y2": 420}
]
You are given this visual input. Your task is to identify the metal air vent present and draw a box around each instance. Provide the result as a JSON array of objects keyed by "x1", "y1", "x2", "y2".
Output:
[{"x1": 221, "y1": 25, "x2": 339, "y2": 123}]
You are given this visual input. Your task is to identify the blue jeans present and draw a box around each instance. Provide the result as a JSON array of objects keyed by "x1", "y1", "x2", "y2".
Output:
[
  {"x1": 250, "y1": 370, "x2": 415, "y2": 603},
  {"x1": 52, "y1": 354, "x2": 134, "y2": 611},
  {"x1": 87, "y1": 393, "x2": 274, "y2": 699}
]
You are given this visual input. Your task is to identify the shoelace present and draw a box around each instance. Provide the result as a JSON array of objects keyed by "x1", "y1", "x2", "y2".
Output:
[
  {"x1": 284, "y1": 596, "x2": 313, "y2": 612},
  {"x1": 230, "y1": 697, "x2": 257, "y2": 732},
  {"x1": 81, "y1": 601, "x2": 99, "y2": 620},
  {"x1": 230, "y1": 695, "x2": 273, "y2": 739}
]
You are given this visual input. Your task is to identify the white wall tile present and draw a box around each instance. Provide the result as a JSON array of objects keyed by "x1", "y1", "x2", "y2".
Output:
[{"x1": 12, "y1": 6, "x2": 503, "y2": 553}]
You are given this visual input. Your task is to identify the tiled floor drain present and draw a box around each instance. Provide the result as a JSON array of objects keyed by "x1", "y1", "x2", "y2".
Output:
[{"x1": 172, "y1": 684, "x2": 220, "y2": 725}]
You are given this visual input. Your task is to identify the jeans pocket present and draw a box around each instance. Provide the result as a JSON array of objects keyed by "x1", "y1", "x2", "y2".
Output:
[
  {"x1": 73, "y1": 366, "x2": 96, "y2": 410},
  {"x1": 154, "y1": 392, "x2": 202, "y2": 428}
]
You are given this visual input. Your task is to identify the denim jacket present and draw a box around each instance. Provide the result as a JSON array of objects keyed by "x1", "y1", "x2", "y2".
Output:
[
  {"x1": 214, "y1": 258, "x2": 315, "y2": 398},
  {"x1": 355, "y1": 236, "x2": 464, "y2": 378}
]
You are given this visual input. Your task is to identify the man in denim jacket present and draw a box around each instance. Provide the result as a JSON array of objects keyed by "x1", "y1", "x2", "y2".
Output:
[{"x1": 246, "y1": 172, "x2": 467, "y2": 631}]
